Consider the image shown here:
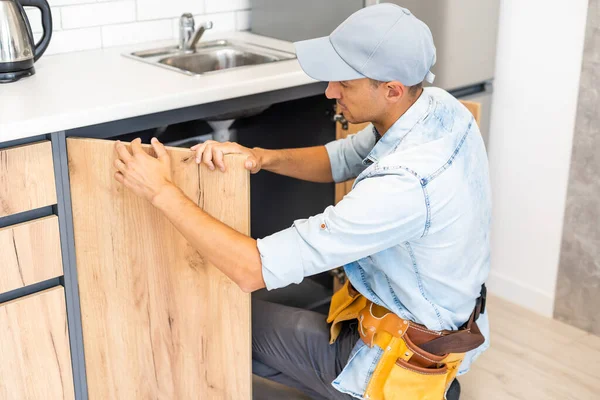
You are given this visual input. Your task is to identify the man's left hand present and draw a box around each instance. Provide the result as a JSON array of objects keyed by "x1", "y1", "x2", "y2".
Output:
[{"x1": 114, "y1": 137, "x2": 174, "y2": 204}]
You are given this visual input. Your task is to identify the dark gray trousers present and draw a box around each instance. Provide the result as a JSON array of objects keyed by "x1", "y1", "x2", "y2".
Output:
[{"x1": 252, "y1": 298, "x2": 360, "y2": 400}]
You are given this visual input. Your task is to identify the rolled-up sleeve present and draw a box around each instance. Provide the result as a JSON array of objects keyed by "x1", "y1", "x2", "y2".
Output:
[
  {"x1": 256, "y1": 170, "x2": 427, "y2": 290},
  {"x1": 324, "y1": 124, "x2": 377, "y2": 183}
]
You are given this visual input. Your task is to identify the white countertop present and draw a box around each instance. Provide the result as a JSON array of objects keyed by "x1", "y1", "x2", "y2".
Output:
[{"x1": 0, "y1": 32, "x2": 317, "y2": 143}]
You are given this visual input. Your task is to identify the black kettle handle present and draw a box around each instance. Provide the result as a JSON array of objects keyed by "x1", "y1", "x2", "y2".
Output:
[{"x1": 19, "y1": 0, "x2": 53, "y2": 61}]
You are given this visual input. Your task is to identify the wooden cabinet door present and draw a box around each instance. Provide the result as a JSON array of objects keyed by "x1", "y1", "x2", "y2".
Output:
[
  {"x1": 459, "y1": 100, "x2": 482, "y2": 127},
  {"x1": 334, "y1": 107, "x2": 370, "y2": 204},
  {"x1": 66, "y1": 138, "x2": 251, "y2": 399},
  {"x1": 0, "y1": 287, "x2": 75, "y2": 400},
  {"x1": 0, "y1": 215, "x2": 63, "y2": 293},
  {"x1": 0, "y1": 141, "x2": 57, "y2": 217}
]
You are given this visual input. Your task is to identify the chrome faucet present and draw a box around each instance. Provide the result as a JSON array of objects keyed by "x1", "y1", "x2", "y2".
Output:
[{"x1": 179, "y1": 13, "x2": 213, "y2": 51}]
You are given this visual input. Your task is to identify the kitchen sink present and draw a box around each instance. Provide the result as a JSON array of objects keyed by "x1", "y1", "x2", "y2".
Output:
[
  {"x1": 125, "y1": 39, "x2": 297, "y2": 76},
  {"x1": 160, "y1": 49, "x2": 279, "y2": 75}
]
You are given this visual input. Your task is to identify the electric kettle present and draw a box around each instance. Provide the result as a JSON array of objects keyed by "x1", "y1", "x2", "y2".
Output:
[{"x1": 0, "y1": 0, "x2": 52, "y2": 83}]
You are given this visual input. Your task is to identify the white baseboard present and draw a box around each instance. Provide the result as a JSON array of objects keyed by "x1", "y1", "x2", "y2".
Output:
[{"x1": 486, "y1": 271, "x2": 555, "y2": 317}]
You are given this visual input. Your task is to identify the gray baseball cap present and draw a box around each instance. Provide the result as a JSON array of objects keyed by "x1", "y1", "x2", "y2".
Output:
[{"x1": 294, "y1": 3, "x2": 436, "y2": 86}]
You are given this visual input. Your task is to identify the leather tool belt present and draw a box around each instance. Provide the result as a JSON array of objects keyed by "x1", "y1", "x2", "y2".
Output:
[{"x1": 327, "y1": 281, "x2": 486, "y2": 400}]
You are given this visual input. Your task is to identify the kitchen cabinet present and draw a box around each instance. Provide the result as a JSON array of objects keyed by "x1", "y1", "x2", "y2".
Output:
[
  {"x1": 0, "y1": 85, "x2": 327, "y2": 400},
  {"x1": 0, "y1": 287, "x2": 75, "y2": 399},
  {"x1": 66, "y1": 138, "x2": 250, "y2": 399},
  {"x1": 0, "y1": 215, "x2": 63, "y2": 293},
  {"x1": 0, "y1": 141, "x2": 57, "y2": 218}
]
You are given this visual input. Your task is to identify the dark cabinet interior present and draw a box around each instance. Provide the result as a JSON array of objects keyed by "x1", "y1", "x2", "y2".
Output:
[
  {"x1": 235, "y1": 95, "x2": 337, "y2": 310},
  {"x1": 235, "y1": 95, "x2": 336, "y2": 239}
]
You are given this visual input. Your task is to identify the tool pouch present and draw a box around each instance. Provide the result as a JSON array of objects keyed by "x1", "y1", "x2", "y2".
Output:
[
  {"x1": 363, "y1": 334, "x2": 465, "y2": 400},
  {"x1": 358, "y1": 302, "x2": 484, "y2": 400},
  {"x1": 327, "y1": 281, "x2": 486, "y2": 400},
  {"x1": 327, "y1": 280, "x2": 367, "y2": 344}
]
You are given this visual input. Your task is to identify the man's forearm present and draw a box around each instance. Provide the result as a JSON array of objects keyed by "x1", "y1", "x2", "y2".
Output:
[
  {"x1": 255, "y1": 146, "x2": 334, "y2": 183},
  {"x1": 152, "y1": 184, "x2": 265, "y2": 293}
]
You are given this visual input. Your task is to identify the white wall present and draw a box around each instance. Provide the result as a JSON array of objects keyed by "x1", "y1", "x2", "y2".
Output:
[
  {"x1": 25, "y1": 0, "x2": 251, "y2": 56},
  {"x1": 487, "y1": 0, "x2": 589, "y2": 317}
]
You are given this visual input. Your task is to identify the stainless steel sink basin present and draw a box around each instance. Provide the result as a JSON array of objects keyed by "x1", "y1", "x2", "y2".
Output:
[
  {"x1": 160, "y1": 49, "x2": 279, "y2": 75},
  {"x1": 125, "y1": 40, "x2": 296, "y2": 76}
]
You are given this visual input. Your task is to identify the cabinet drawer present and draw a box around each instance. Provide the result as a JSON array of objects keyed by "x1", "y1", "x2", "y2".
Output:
[
  {"x1": 0, "y1": 141, "x2": 57, "y2": 217},
  {"x1": 0, "y1": 215, "x2": 63, "y2": 293},
  {"x1": 0, "y1": 286, "x2": 75, "y2": 399}
]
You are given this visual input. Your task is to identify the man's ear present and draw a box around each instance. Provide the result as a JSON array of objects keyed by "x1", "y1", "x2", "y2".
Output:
[{"x1": 386, "y1": 81, "x2": 405, "y2": 103}]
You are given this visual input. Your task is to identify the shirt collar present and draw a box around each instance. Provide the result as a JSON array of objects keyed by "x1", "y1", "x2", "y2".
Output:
[{"x1": 363, "y1": 88, "x2": 433, "y2": 165}]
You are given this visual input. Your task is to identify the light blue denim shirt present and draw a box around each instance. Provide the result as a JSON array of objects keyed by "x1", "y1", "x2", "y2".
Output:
[{"x1": 256, "y1": 87, "x2": 491, "y2": 399}]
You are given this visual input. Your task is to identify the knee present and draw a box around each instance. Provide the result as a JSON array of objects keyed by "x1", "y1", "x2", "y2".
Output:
[
  {"x1": 291, "y1": 310, "x2": 329, "y2": 342},
  {"x1": 252, "y1": 359, "x2": 279, "y2": 379}
]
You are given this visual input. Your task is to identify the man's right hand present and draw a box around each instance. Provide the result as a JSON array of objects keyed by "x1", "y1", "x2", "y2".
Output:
[{"x1": 190, "y1": 140, "x2": 262, "y2": 174}]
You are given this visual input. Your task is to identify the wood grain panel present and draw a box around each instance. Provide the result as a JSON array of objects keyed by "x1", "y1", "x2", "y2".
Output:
[
  {"x1": 0, "y1": 215, "x2": 63, "y2": 293},
  {"x1": 0, "y1": 287, "x2": 75, "y2": 399},
  {"x1": 460, "y1": 295, "x2": 600, "y2": 400},
  {"x1": 459, "y1": 99, "x2": 482, "y2": 127},
  {"x1": 0, "y1": 141, "x2": 57, "y2": 217},
  {"x1": 67, "y1": 138, "x2": 251, "y2": 399}
]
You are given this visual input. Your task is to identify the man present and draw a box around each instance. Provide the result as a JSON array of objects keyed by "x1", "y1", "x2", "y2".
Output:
[{"x1": 113, "y1": 3, "x2": 491, "y2": 400}]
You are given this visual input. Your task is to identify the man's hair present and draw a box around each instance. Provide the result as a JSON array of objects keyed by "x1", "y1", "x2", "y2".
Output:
[{"x1": 369, "y1": 79, "x2": 423, "y2": 98}]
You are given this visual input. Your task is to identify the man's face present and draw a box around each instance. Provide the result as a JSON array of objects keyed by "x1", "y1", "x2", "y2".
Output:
[{"x1": 325, "y1": 78, "x2": 386, "y2": 124}]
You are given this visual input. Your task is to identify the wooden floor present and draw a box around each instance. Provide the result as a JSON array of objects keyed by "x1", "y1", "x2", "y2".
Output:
[
  {"x1": 253, "y1": 295, "x2": 600, "y2": 399},
  {"x1": 460, "y1": 295, "x2": 600, "y2": 400}
]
